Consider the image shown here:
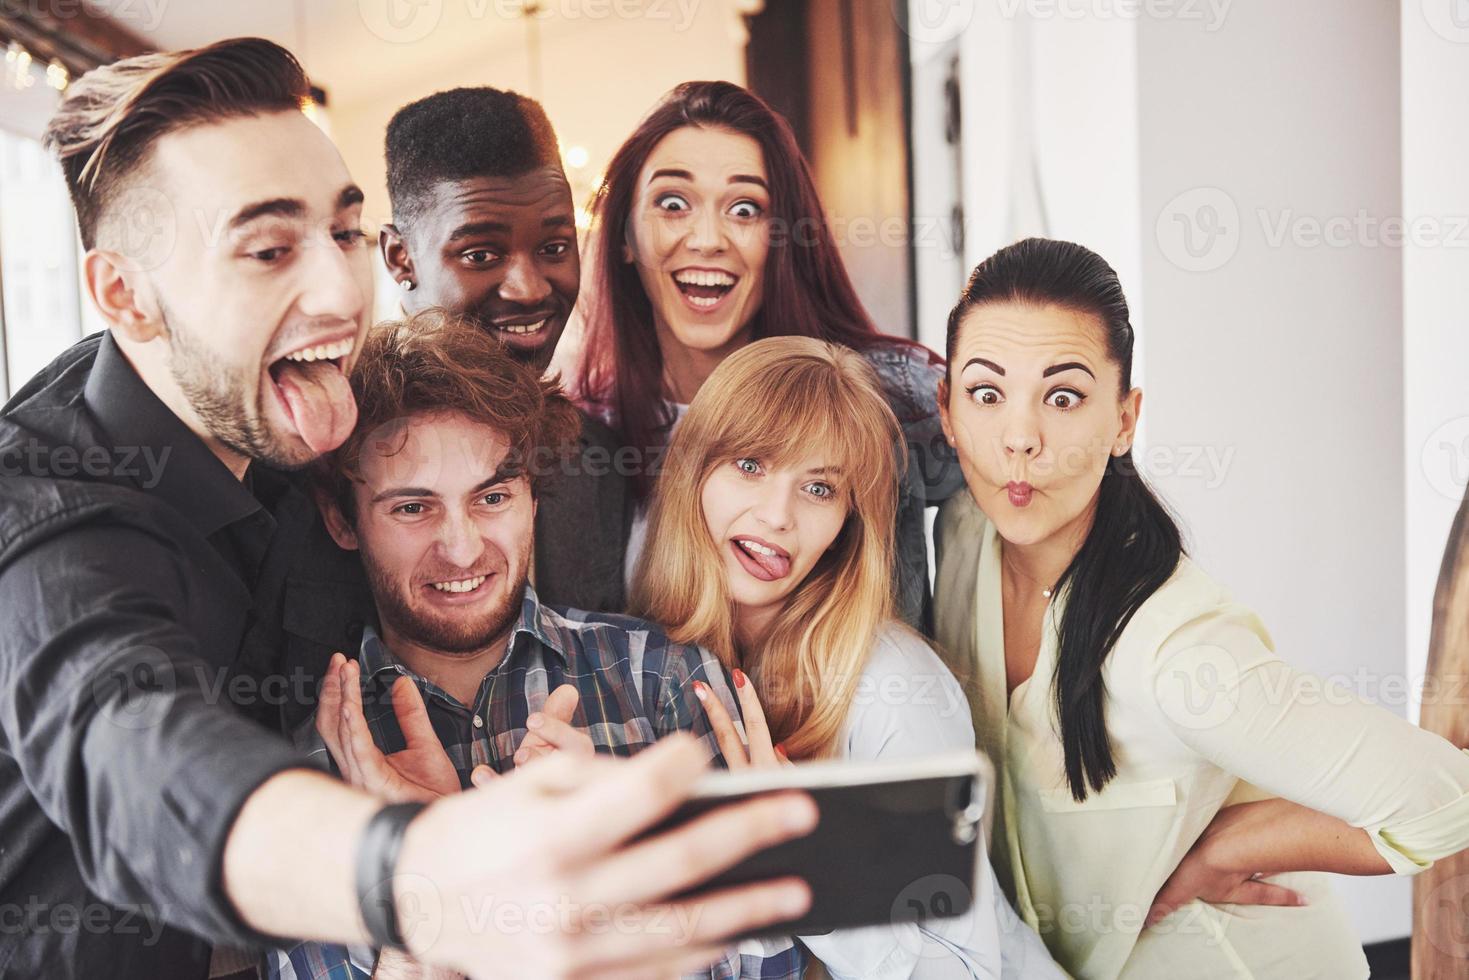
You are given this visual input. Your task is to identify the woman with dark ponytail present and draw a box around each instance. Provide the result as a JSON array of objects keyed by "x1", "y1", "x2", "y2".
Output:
[{"x1": 933, "y1": 238, "x2": 1469, "y2": 978}]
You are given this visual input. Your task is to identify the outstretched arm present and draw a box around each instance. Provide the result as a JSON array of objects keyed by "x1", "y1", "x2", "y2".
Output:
[{"x1": 226, "y1": 736, "x2": 819, "y2": 976}]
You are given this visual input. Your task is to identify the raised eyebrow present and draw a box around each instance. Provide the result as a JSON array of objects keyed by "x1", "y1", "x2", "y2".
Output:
[
  {"x1": 1042, "y1": 361, "x2": 1096, "y2": 379},
  {"x1": 647, "y1": 169, "x2": 768, "y2": 192},
  {"x1": 962, "y1": 357, "x2": 1006, "y2": 376},
  {"x1": 337, "y1": 185, "x2": 365, "y2": 210},
  {"x1": 649, "y1": 167, "x2": 693, "y2": 184}
]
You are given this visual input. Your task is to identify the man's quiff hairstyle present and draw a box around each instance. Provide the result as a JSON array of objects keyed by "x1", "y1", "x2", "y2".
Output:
[
  {"x1": 317, "y1": 308, "x2": 582, "y2": 523},
  {"x1": 43, "y1": 37, "x2": 310, "y2": 250},
  {"x1": 385, "y1": 86, "x2": 562, "y2": 229}
]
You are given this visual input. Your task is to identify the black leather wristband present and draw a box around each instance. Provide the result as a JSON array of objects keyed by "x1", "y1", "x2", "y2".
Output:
[{"x1": 355, "y1": 802, "x2": 427, "y2": 950}]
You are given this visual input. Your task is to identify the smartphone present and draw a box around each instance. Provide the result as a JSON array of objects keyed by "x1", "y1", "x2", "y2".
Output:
[{"x1": 650, "y1": 749, "x2": 993, "y2": 937}]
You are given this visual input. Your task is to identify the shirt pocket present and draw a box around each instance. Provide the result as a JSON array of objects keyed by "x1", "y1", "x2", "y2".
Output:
[{"x1": 1038, "y1": 776, "x2": 1177, "y2": 813}]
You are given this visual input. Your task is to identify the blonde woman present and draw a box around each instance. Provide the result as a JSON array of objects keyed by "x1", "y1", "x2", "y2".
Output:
[{"x1": 632, "y1": 336, "x2": 1063, "y2": 979}]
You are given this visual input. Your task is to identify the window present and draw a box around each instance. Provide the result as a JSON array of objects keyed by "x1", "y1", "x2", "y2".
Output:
[{"x1": 0, "y1": 128, "x2": 87, "y2": 403}]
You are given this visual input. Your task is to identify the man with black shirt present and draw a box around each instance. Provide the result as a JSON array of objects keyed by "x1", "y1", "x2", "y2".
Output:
[{"x1": 0, "y1": 38, "x2": 812, "y2": 979}]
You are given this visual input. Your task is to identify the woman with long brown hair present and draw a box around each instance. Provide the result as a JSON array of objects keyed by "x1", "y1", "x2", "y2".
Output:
[
  {"x1": 632, "y1": 336, "x2": 1062, "y2": 978},
  {"x1": 575, "y1": 80, "x2": 961, "y2": 631}
]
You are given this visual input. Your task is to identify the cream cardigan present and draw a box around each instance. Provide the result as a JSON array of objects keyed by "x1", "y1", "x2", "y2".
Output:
[{"x1": 933, "y1": 492, "x2": 1469, "y2": 979}]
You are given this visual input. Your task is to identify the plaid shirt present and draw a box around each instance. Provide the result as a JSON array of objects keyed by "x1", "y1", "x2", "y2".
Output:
[{"x1": 265, "y1": 586, "x2": 806, "y2": 979}]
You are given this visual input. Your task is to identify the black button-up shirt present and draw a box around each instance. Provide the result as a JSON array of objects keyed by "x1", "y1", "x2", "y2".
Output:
[{"x1": 0, "y1": 333, "x2": 315, "y2": 979}]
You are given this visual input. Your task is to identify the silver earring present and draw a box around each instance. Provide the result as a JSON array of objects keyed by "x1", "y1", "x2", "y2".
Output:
[{"x1": 400, "y1": 279, "x2": 416, "y2": 292}]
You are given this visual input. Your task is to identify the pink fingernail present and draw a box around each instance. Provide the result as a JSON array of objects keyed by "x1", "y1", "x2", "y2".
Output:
[{"x1": 692, "y1": 681, "x2": 708, "y2": 701}]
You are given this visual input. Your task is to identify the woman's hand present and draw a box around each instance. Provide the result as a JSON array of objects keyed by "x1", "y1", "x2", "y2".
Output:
[
  {"x1": 315, "y1": 652, "x2": 461, "y2": 802},
  {"x1": 1146, "y1": 803, "x2": 1306, "y2": 927},
  {"x1": 693, "y1": 669, "x2": 792, "y2": 770}
]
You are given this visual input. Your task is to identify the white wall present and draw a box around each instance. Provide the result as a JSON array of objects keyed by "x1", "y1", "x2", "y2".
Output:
[
  {"x1": 1137, "y1": 0, "x2": 1408, "y2": 942},
  {"x1": 913, "y1": 0, "x2": 1415, "y2": 947},
  {"x1": 1402, "y1": 1, "x2": 1469, "y2": 716}
]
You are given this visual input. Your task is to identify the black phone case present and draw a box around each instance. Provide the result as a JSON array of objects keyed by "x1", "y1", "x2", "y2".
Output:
[{"x1": 649, "y1": 769, "x2": 983, "y2": 937}]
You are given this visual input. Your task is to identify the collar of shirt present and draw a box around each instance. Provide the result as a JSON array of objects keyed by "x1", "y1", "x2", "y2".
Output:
[
  {"x1": 355, "y1": 584, "x2": 571, "y2": 711},
  {"x1": 82, "y1": 331, "x2": 262, "y2": 539}
]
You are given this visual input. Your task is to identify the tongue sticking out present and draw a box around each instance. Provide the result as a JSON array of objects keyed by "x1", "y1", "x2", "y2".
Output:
[
  {"x1": 273, "y1": 360, "x2": 357, "y2": 454},
  {"x1": 739, "y1": 540, "x2": 791, "y2": 580}
]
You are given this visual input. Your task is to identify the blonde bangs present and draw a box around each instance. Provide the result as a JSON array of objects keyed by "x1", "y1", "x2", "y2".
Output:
[
  {"x1": 692, "y1": 344, "x2": 902, "y2": 512},
  {"x1": 632, "y1": 336, "x2": 905, "y2": 759}
]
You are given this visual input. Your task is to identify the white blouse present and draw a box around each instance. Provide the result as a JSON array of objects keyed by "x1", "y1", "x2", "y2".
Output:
[
  {"x1": 796, "y1": 623, "x2": 1066, "y2": 979},
  {"x1": 934, "y1": 492, "x2": 1469, "y2": 979}
]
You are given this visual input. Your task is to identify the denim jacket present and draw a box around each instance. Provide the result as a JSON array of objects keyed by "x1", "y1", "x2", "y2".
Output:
[{"x1": 859, "y1": 342, "x2": 967, "y2": 634}]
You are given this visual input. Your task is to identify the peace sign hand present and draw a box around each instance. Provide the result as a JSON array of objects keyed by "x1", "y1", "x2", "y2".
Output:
[{"x1": 693, "y1": 669, "x2": 793, "y2": 770}]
